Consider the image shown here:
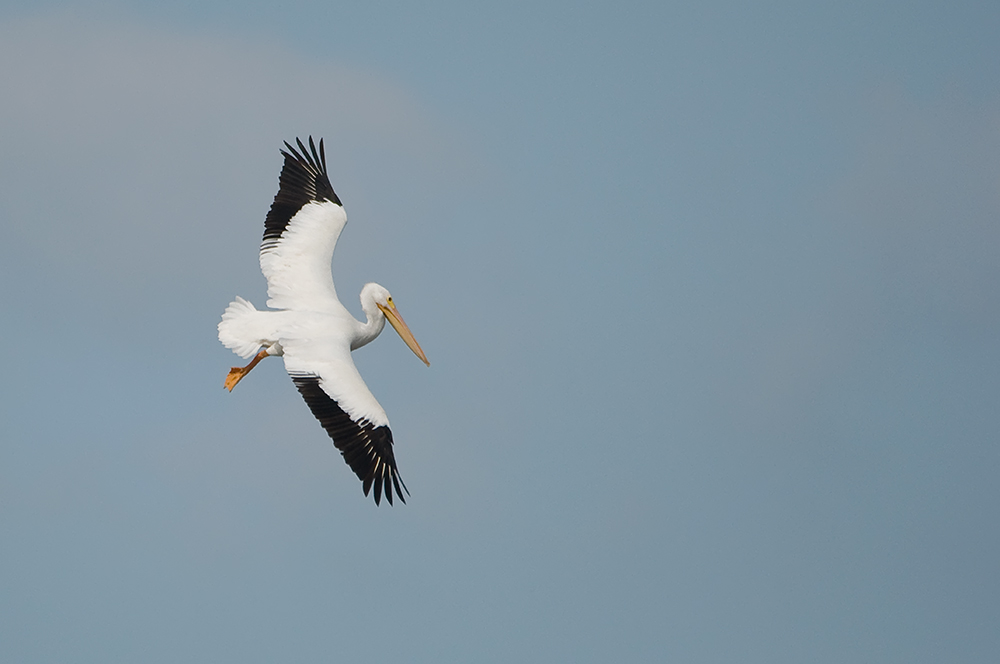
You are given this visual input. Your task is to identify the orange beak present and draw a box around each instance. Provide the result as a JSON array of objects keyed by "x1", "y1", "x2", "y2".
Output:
[{"x1": 378, "y1": 301, "x2": 430, "y2": 366}]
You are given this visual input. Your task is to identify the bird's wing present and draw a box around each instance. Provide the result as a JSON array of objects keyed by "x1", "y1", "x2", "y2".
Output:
[
  {"x1": 259, "y1": 137, "x2": 348, "y2": 312},
  {"x1": 283, "y1": 340, "x2": 409, "y2": 506}
]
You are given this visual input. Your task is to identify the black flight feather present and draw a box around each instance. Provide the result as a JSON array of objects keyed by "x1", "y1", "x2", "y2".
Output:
[
  {"x1": 290, "y1": 373, "x2": 409, "y2": 506},
  {"x1": 261, "y1": 136, "x2": 341, "y2": 250}
]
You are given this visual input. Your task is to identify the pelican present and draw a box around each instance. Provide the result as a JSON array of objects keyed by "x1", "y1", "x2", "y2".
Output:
[{"x1": 218, "y1": 137, "x2": 429, "y2": 506}]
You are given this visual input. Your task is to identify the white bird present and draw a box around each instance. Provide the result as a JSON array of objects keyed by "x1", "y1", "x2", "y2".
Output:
[{"x1": 218, "y1": 137, "x2": 429, "y2": 506}]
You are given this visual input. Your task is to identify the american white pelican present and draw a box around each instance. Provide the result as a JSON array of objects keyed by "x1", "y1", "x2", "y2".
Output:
[{"x1": 218, "y1": 137, "x2": 429, "y2": 506}]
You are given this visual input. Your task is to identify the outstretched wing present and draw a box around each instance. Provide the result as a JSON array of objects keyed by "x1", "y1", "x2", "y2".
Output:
[
  {"x1": 259, "y1": 137, "x2": 348, "y2": 312},
  {"x1": 283, "y1": 338, "x2": 409, "y2": 506}
]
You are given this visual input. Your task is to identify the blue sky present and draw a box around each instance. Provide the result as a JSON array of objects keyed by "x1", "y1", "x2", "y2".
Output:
[{"x1": 1, "y1": 2, "x2": 998, "y2": 662}]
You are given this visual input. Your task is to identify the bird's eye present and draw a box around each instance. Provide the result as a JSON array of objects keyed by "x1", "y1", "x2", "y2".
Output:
[{"x1": 387, "y1": 297, "x2": 393, "y2": 305}]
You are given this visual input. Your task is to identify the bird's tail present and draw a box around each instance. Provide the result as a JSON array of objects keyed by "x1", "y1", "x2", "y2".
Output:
[{"x1": 218, "y1": 296, "x2": 268, "y2": 359}]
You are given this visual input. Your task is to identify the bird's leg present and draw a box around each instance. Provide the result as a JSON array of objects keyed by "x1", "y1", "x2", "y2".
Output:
[{"x1": 224, "y1": 349, "x2": 269, "y2": 392}]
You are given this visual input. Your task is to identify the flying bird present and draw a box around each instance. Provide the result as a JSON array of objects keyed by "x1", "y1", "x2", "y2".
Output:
[{"x1": 218, "y1": 137, "x2": 429, "y2": 506}]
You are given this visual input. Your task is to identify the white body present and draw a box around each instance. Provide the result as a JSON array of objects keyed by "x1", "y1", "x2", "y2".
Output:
[{"x1": 218, "y1": 201, "x2": 391, "y2": 427}]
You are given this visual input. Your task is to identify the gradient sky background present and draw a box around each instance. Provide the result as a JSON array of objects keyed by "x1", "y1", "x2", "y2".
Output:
[{"x1": 2, "y1": 1, "x2": 999, "y2": 662}]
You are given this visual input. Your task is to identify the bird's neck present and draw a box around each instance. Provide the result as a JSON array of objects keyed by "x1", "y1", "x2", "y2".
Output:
[{"x1": 351, "y1": 309, "x2": 386, "y2": 350}]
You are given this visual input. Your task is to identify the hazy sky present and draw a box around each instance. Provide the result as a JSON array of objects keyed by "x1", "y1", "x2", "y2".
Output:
[{"x1": 2, "y1": 2, "x2": 998, "y2": 662}]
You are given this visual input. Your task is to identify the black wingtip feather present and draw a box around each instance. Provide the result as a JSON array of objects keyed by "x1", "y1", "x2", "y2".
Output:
[
  {"x1": 374, "y1": 471, "x2": 383, "y2": 506},
  {"x1": 391, "y1": 470, "x2": 408, "y2": 502},
  {"x1": 262, "y1": 136, "x2": 341, "y2": 248},
  {"x1": 291, "y1": 373, "x2": 409, "y2": 506}
]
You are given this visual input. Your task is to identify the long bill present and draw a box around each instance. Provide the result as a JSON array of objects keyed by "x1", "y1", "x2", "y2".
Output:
[{"x1": 378, "y1": 302, "x2": 430, "y2": 366}]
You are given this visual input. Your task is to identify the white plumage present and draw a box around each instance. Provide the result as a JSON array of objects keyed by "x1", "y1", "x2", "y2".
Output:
[{"x1": 218, "y1": 137, "x2": 429, "y2": 505}]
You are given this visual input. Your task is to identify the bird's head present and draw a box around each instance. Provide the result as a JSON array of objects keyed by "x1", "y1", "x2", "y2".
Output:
[{"x1": 361, "y1": 282, "x2": 430, "y2": 366}]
